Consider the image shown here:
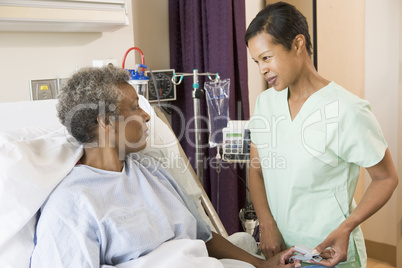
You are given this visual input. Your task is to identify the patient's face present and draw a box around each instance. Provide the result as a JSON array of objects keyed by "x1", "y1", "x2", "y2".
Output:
[{"x1": 114, "y1": 83, "x2": 150, "y2": 156}]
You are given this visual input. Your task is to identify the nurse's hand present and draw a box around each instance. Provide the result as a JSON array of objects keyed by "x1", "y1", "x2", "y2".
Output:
[
  {"x1": 260, "y1": 247, "x2": 301, "y2": 268},
  {"x1": 259, "y1": 221, "x2": 286, "y2": 259},
  {"x1": 311, "y1": 226, "x2": 351, "y2": 267}
]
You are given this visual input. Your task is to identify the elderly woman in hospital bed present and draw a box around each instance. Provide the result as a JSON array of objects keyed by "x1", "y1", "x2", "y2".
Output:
[{"x1": 7, "y1": 66, "x2": 298, "y2": 267}]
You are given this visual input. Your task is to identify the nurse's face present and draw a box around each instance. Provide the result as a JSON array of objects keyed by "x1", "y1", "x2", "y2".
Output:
[
  {"x1": 248, "y1": 32, "x2": 299, "y2": 91},
  {"x1": 114, "y1": 83, "x2": 150, "y2": 155}
]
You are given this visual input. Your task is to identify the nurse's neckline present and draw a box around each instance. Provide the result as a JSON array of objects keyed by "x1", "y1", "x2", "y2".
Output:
[
  {"x1": 287, "y1": 80, "x2": 332, "y2": 101},
  {"x1": 286, "y1": 81, "x2": 333, "y2": 122}
]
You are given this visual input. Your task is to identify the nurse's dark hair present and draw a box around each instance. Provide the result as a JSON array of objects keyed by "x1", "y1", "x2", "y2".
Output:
[
  {"x1": 245, "y1": 1, "x2": 312, "y2": 56},
  {"x1": 57, "y1": 66, "x2": 130, "y2": 144}
]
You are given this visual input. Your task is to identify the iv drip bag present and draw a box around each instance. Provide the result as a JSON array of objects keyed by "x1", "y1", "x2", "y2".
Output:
[{"x1": 205, "y1": 79, "x2": 230, "y2": 148}]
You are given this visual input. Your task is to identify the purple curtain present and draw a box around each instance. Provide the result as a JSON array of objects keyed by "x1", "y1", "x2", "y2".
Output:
[{"x1": 169, "y1": 0, "x2": 249, "y2": 234}]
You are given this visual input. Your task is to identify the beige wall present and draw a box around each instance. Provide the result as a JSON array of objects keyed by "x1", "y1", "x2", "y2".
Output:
[
  {"x1": 131, "y1": 0, "x2": 170, "y2": 71},
  {"x1": 398, "y1": 0, "x2": 402, "y2": 263},
  {"x1": 317, "y1": 0, "x2": 365, "y2": 98},
  {"x1": 364, "y1": 0, "x2": 399, "y2": 247},
  {"x1": 0, "y1": 1, "x2": 135, "y2": 103},
  {"x1": 268, "y1": 0, "x2": 313, "y2": 48},
  {"x1": 398, "y1": 0, "x2": 402, "y2": 262},
  {"x1": 246, "y1": 0, "x2": 266, "y2": 116}
]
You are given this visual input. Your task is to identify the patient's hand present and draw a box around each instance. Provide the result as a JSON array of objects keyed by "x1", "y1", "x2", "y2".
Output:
[
  {"x1": 259, "y1": 247, "x2": 301, "y2": 268},
  {"x1": 259, "y1": 221, "x2": 286, "y2": 258}
]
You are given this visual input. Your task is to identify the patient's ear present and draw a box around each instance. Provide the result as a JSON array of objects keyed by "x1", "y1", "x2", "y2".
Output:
[
  {"x1": 97, "y1": 116, "x2": 116, "y2": 148},
  {"x1": 97, "y1": 116, "x2": 115, "y2": 133}
]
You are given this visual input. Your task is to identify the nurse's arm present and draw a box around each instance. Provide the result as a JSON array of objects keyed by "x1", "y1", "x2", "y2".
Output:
[
  {"x1": 249, "y1": 143, "x2": 286, "y2": 258},
  {"x1": 344, "y1": 148, "x2": 398, "y2": 231},
  {"x1": 314, "y1": 148, "x2": 398, "y2": 267}
]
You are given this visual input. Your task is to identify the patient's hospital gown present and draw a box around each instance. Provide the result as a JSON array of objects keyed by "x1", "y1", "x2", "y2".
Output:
[
  {"x1": 249, "y1": 82, "x2": 387, "y2": 267},
  {"x1": 30, "y1": 153, "x2": 212, "y2": 267}
]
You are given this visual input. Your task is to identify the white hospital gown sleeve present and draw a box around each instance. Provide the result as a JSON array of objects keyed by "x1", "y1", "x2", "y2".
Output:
[
  {"x1": 338, "y1": 101, "x2": 387, "y2": 167},
  {"x1": 177, "y1": 183, "x2": 212, "y2": 241},
  {"x1": 30, "y1": 198, "x2": 100, "y2": 267},
  {"x1": 152, "y1": 163, "x2": 212, "y2": 242}
]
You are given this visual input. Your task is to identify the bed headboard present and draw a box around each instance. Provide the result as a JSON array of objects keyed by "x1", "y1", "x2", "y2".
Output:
[{"x1": 0, "y1": 99, "x2": 61, "y2": 131}]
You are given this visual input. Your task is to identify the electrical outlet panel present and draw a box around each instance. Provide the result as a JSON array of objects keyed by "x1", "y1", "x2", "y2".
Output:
[
  {"x1": 30, "y1": 79, "x2": 58, "y2": 101},
  {"x1": 58, "y1": 78, "x2": 68, "y2": 89},
  {"x1": 92, "y1": 59, "x2": 118, "y2": 68}
]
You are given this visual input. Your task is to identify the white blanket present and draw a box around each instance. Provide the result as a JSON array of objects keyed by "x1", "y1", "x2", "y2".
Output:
[{"x1": 102, "y1": 239, "x2": 254, "y2": 268}]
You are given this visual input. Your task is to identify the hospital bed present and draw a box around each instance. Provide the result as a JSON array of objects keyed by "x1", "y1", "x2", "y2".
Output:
[{"x1": 0, "y1": 97, "x2": 258, "y2": 267}]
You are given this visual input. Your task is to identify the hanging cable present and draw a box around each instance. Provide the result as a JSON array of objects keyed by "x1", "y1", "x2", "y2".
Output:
[
  {"x1": 227, "y1": 163, "x2": 250, "y2": 193},
  {"x1": 147, "y1": 68, "x2": 162, "y2": 110}
]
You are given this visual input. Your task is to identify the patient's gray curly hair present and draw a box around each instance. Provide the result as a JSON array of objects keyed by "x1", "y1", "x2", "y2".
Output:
[{"x1": 57, "y1": 66, "x2": 130, "y2": 144}]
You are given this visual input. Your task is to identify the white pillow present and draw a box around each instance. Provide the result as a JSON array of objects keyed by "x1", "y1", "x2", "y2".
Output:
[{"x1": 0, "y1": 127, "x2": 83, "y2": 267}]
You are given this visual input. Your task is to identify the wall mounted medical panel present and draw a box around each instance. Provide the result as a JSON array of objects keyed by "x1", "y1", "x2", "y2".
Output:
[{"x1": 0, "y1": 0, "x2": 128, "y2": 32}]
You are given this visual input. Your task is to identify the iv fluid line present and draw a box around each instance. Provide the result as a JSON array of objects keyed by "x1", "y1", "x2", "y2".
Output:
[
  {"x1": 213, "y1": 146, "x2": 251, "y2": 215},
  {"x1": 228, "y1": 164, "x2": 250, "y2": 193},
  {"x1": 217, "y1": 170, "x2": 220, "y2": 216},
  {"x1": 216, "y1": 146, "x2": 222, "y2": 216},
  {"x1": 148, "y1": 68, "x2": 174, "y2": 115}
]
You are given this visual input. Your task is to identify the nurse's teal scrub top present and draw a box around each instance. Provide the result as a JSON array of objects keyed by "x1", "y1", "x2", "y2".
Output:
[{"x1": 249, "y1": 82, "x2": 387, "y2": 268}]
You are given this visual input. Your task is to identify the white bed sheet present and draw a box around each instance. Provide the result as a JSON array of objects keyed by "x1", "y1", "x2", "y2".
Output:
[{"x1": 103, "y1": 239, "x2": 254, "y2": 268}]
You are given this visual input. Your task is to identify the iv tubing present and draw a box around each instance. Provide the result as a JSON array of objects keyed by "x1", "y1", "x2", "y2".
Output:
[
  {"x1": 122, "y1": 47, "x2": 145, "y2": 72},
  {"x1": 216, "y1": 146, "x2": 222, "y2": 216},
  {"x1": 170, "y1": 69, "x2": 220, "y2": 185}
]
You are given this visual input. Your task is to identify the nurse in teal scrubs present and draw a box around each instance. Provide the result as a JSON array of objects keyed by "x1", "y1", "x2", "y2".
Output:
[{"x1": 246, "y1": 2, "x2": 399, "y2": 267}]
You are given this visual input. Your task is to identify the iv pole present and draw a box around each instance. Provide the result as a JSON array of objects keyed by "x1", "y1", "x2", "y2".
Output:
[{"x1": 172, "y1": 69, "x2": 220, "y2": 185}]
